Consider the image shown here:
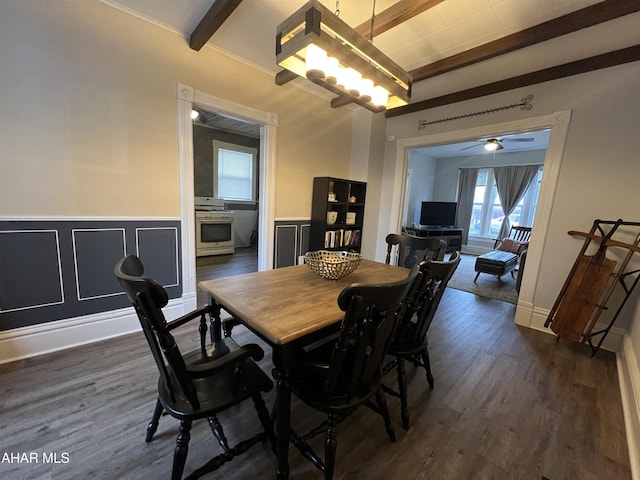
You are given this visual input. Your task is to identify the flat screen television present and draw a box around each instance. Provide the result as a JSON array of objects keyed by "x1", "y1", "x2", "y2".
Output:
[{"x1": 420, "y1": 201, "x2": 457, "y2": 227}]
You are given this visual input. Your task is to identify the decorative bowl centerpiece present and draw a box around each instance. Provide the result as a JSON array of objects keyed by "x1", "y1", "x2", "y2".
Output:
[{"x1": 304, "y1": 250, "x2": 362, "y2": 280}]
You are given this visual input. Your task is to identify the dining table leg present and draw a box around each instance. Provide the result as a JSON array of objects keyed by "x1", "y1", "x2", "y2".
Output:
[
  {"x1": 208, "y1": 298, "x2": 223, "y2": 342},
  {"x1": 273, "y1": 345, "x2": 292, "y2": 480},
  {"x1": 275, "y1": 367, "x2": 291, "y2": 479}
]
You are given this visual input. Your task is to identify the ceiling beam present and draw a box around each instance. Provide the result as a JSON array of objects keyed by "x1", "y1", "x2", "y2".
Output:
[
  {"x1": 338, "y1": 0, "x2": 640, "y2": 110},
  {"x1": 385, "y1": 44, "x2": 640, "y2": 118},
  {"x1": 275, "y1": 0, "x2": 442, "y2": 87},
  {"x1": 190, "y1": 0, "x2": 243, "y2": 51},
  {"x1": 353, "y1": 0, "x2": 445, "y2": 39},
  {"x1": 410, "y1": 0, "x2": 640, "y2": 82}
]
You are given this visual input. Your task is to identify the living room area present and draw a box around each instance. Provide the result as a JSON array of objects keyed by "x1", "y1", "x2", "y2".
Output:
[{"x1": 400, "y1": 129, "x2": 547, "y2": 305}]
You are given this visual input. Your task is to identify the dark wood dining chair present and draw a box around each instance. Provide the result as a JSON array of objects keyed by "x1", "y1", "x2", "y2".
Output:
[
  {"x1": 385, "y1": 233, "x2": 447, "y2": 268},
  {"x1": 287, "y1": 266, "x2": 420, "y2": 480},
  {"x1": 383, "y1": 251, "x2": 461, "y2": 429},
  {"x1": 114, "y1": 255, "x2": 274, "y2": 480}
]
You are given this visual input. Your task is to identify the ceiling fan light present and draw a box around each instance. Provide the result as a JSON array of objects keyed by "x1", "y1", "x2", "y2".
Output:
[
  {"x1": 484, "y1": 139, "x2": 500, "y2": 151},
  {"x1": 191, "y1": 110, "x2": 199, "y2": 120}
]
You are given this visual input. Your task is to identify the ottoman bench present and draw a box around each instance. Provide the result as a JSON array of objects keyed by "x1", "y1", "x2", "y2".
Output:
[{"x1": 474, "y1": 250, "x2": 519, "y2": 287}]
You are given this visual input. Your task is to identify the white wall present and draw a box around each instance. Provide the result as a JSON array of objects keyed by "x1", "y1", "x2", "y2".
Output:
[
  {"x1": 357, "y1": 111, "x2": 388, "y2": 260},
  {"x1": 431, "y1": 149, "x2": 547, "y2": 201},
  {"x1": 406, "y1": 151, "x2": 437, "y2": 225},
  {"x1": 0, "y1": 0, "x2": 355, "y2": 220},
  {"x1": 632, "y1": 299, "x2": 640, "y2": 383}
]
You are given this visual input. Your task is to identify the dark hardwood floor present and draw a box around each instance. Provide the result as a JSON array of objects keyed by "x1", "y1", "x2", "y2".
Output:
[
  {"x1": 195, "y1": 247, "x2": 258, "y2": 306},
  {"x1": 0, "y1": 250, "x2": 630, "y2": 479}
]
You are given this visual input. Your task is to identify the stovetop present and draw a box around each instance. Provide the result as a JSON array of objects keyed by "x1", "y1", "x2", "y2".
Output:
[
  {"x1": 195, "y1": 208, "x2": 234, "y2": 216},
  {"x1": 195, "y1": 196, "x2": 226, "y2": 211},
  {"x1": 195, "y1": 206, "x2": 230, "y2": 212}
]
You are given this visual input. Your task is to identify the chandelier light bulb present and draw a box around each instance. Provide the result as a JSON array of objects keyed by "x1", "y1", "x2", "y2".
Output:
[
  {"x1": 343, "y1": 68, "x2": 361, "y2": 96},
  {"x1": 305, "y1": 44, "x2": 327, "y2": 79},
  {"x1": 360, "y1": 78, "x2": 374, "y2": 101},
  {"x1": 336, "y1": 66, "x2": 348, "y2": 88},
  {"x1": 372, "y1": 86, "x2": 389, "y2": 107},
  {"x1": 276, "y1": 1, "x2": 412, "y2": 112},
  {"x1": 325, "y1": 57, "x2": 339, "y2": 83}
]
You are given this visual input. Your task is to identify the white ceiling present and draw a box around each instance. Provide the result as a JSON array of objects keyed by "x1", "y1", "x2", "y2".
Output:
[
  {"x1": 100, "y1": 0, "x2": 640, "y2": 85},
  {"x1": 413, "y1": 128, "x2": 550, "y2": 157},
  {"x1": 99, "y1": 0, "x2": 638, "y2": 156}
]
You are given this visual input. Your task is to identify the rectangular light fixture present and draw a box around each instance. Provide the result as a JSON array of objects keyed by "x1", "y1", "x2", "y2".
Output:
[{"x1": 275, "y1": 0, "x2": 412, "y2": 113}]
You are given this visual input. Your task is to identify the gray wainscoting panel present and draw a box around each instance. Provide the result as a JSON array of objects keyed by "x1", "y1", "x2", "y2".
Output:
[
  {"x1": 73, "y1": 229, "x2": 126, "y2": 300},
  {"x1": 273, "y1": 220, "x2": 311, "y2": 269},
  {"x1": 0, "y1": 220, "x2": 181, "y2": 332},
  {"x1": 300, "y1": 224, "x2": 311, "y2": 257},
  {"x1": 136, "y1": 227, "x2": 179, "y2": 287},
  {"x1": 274, "y1": 225, "x2": 297, "y2": 269},
  {"x1": 0, "y1": 230, "x2": 64, "y2": 312}
]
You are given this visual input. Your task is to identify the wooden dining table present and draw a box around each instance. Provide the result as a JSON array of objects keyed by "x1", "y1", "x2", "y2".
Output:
[{"x1": 198, "y1": 259, "x2": 410, "y2": 479}]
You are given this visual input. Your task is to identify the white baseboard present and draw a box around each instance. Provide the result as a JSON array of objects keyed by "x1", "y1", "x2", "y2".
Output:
[
  {"x1": 515, "y1": 301, "x2": 625, "y2": 353},
  {"x1": 0, "y1": 293, "x2": 196, "y2": 365},
  {"x1": 618, "y1": 333, "x2": 640, "y2": 480}
]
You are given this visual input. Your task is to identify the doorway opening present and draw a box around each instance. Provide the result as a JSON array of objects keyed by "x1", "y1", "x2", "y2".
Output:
[
  {"x1": 192, "y1": 107, "x2": 261, "y2": 304},
  {"x1": 402, "y1": 128, "x2": 550, "y2": 256},
  {"x1": 176, "y1": 84, "x2": 278, "y2": 309},
  {"x1": 388, "y1": 110, "x2": 571, "y2": 327}
]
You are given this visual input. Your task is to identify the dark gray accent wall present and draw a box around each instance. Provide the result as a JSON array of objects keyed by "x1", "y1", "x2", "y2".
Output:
[
  {"x1": 274, "y1": 220, "x2": 311, "y2": 268},
  {"x1": 0, "y1": 220, "x2": 181, "y2": 331},
  {"x1": 0, "y1": 230, "x2": 63, "y2": 312},
  {"x1": 193, "y1": 125, "x2": 260, "y2": 199},
  {"x1": 73, "y1": 228, "x2": 127, "y2": 300}
]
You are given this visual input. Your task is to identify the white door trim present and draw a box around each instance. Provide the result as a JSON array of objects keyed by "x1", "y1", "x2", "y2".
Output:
[
  {"x1": 177, "y1": 84, "x2": 278, "y2": 309},
  {"x1": 391, "y1": 110, "x2": 572, "y2": 324}
]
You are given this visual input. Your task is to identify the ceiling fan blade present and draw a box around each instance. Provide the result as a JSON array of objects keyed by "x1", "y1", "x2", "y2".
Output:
[
  {"x1": 460, "y1": 143, "x2": 482, "y2": 151},
  {"x1": 503, "y1": 137, "x2": 535, "y2": 142}
]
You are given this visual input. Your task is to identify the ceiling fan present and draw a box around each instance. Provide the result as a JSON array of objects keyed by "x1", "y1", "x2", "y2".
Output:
[{"x1": 460, "y1": 135, "x2": 535, "y2": 152}]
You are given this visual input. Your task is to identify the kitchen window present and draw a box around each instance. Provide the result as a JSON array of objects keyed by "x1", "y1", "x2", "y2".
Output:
[{"x1": 212, "y1": 140, "x2": 257, "y2": 202}]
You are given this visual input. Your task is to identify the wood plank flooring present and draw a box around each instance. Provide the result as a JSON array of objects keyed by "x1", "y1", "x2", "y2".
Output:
[
  {"x1": 195, "y1": 247, "x2": 258, "y2": 306},
  {"x1": 0, "y1": 249, "x2": 630, "y2": 480}
]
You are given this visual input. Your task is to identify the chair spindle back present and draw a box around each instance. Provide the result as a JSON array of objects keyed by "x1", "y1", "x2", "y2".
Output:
[{"x1": 322, "y1": 266, "x2": 420, "y2": 399}]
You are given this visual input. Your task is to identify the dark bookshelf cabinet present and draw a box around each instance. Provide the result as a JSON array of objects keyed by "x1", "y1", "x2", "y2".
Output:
[{"x1": 310, "y1": 177, "x2": 366, "y2": 252}]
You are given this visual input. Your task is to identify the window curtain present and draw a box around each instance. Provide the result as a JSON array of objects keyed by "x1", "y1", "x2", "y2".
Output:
[
  {"x1": 455, "y1": 167, "x2": 479, "y2": 245},
  {"x1": 493, "y1": 165, "x2": 541, "y2": 239}
]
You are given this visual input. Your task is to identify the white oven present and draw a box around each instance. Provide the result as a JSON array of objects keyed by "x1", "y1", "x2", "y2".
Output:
[{"x1": 195, "y1": 197, "x2": 235, "y2": 256}]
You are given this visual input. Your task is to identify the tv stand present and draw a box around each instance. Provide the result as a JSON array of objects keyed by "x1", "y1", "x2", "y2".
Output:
[{"x1": 404, "y1": 225, "x2": 463, "y2": 252}]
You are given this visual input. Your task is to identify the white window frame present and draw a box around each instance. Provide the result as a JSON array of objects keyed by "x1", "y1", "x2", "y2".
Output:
[
  {"x1": 470, "y1": 166, "x2": 543, "y2": 240},
  {"x1": 212, "y1": 140, "x2": 258, "y2": 203}
]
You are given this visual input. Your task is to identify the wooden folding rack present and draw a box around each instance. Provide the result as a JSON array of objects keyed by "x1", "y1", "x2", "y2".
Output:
[{"x1": 545, "y1": 219, "x2": 640, "y2": 356}]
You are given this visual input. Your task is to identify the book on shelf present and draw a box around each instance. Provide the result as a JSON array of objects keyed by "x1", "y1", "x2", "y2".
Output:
[
  {"x1": 324, "y1": 229, "x2": 361, "y2": 248},
  {"x1": 350, "y1": 230, "x2": 360, "y2": 247}
]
